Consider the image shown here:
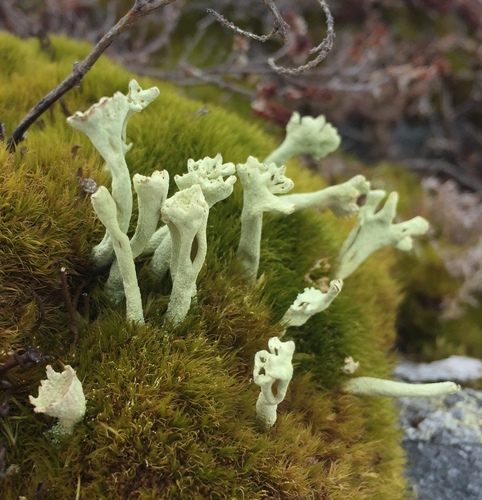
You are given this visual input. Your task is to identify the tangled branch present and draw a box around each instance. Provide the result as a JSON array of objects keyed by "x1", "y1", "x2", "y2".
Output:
[{"x1": 209, "y1": 0, "x2": 335, "y2": 76}]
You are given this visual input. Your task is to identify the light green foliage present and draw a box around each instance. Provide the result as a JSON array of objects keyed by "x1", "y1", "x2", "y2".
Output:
[{"x1": 0, "y1": 33, "x2": 408, "y2": 498}]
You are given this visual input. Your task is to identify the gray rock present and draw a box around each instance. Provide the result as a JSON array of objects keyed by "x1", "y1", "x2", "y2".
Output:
[
  {"x1": 393, "y1": 356, "x2": 482, "y2": 383},
  {"x1": 398, "y1": 389, "x2": 482, "y2": 499}
]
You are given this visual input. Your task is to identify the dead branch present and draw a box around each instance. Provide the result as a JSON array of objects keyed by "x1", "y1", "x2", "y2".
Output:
[
  {"x1": 209, "y1": 0, "x2": 335, "y2": 76},
  {"x1": 207, "y1": 0, "x2": 290, "y2": 43},
  {"x1": 6, "y1": 0, "x2": 176, "y2": 152},
  {"x1": 268, "y1": 0, "x2": 335, "y2": 75}
]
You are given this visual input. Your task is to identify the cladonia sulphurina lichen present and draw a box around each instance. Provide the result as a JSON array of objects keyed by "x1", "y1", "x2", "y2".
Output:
[
  {"x1": 91, "y1": 185, "x2": 145, "y2": 324},
  {"x1": 29, "y1": 365, "x2": 86, "y2": 435},
  {"x1": 280, "y1": 279, "x2": 343, "y2": 338},
  {"x1": 236, "y1": 157, "x2": 295, "y2": 282},
  {"x1": 253, "y1": 337, "x2": 295, "y2": 430},
  {"x1": 105, "y1": 170, "x2": 170, "y2": 305},
  {"x1": 339, "y1": 358, "x2": 460, "y2": 397},
  {"x1": 68, "y1": 81, "x2": 446, "y2": 433},
  {"x1": 343, "y1": 377, "x2": 460, "y2": 398},
  {"x1": 264, "y1": 112, "x2": 341, "y2": 166},
  {"x1": 68, "y1": 79, "x2": 160, "y2": 269},
  {"x1": 337, "y1": 190, "x2": 429, "y2": 279},
  {"x1": 149, "y1": 154, "x2": 236, "y2": 279},
  {"x1": 161, "y1": 185, "x2": 209, "y2": 326}
]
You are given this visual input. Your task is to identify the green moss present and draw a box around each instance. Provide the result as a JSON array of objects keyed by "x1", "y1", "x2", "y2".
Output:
[{"x1": 1, "y1": 33, "x2": 407, "y2": 498}]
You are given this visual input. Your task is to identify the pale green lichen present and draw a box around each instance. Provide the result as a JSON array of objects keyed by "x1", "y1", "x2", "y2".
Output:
[
  {"x1": 67, "y1": 79, "x2": 160, "y2": 269},
  {"x1": 149, "y1": 154, "x2": 236, "y2": 279},
  {"x1": 105, "y1": 170, "x2": 170, "y2": 304},
  {"x1": 281, "y1": 175, "x2": 370, "y2": 218},
  {"x1": 337, "y1": 190, "x2": 430, "y2": 279},
  {"x1": 91, "y1": 185, "x2": 144, "y2": 324},
  {"x1": 344, "y1": 377, "x2": 460, "y2": 397},
  {"x1": 281, "y1": 279, "x2": 343, "y2": 332},
  {"x1": 161, "y1": 185, "x2": 209, "y2": 326},
  {"x1": 29, "y1": 365, "x2": 86, "y2": 435},
  {"x1": 253, "y1": 337, "x2": 295, "y2": 430},
  {"x1": 264, "y1": 111, "x2": 341, "y2": 166},
  {"x1": 236, "y1": 157, "x2": 295, "y2": 283}
]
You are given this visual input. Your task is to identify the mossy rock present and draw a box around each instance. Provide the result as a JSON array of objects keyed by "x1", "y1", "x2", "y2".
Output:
[{"x1": 0, "y1": 33, "x2": 407, "y2": 498}]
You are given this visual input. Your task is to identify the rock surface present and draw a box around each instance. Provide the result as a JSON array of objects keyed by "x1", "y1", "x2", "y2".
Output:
[
  {"x1": 398, "y1": 387, "x2": 482, "y2": 499},
  {"x1": 394, "y1": 356, "x2": 482, "y2": 383}
]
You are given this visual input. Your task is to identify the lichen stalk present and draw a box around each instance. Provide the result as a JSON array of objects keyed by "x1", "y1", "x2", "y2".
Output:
[
  {"x1": 337, "y1": 190, "x2": 429, "y2": 279},
  {"x1": 281, "y1": 279, "x2": 343, "y2": 334},
  {"x1": 253, "y1": 337, "x2": 295, "y2": 430},
  {"x1": 105, "y1": 170, "x2": 169, "y2": 303},
  {"x1": 149, "y1": 154, "x2": 235, "y2": 279},
  {"x1": 264, "y1": 112, "x2": 340, "y2": 166},
  {"x1": 343, "y1": 377, "x2": 460, "y2": 397},
  {"x1": 236, "y1": 157, "x2": 295, "y2": 282},
  {"x1": 91, "y1": 186, "x2": 144, "y2": 324},
  {"x1": 67, "y1": 79, "x2": 160, "y2": 269},
  {"x1": 161, "y1": 185, "x2": 209, "y2": 326},
  {"x1": 281, "y1": 175, "x2": 370, "y2": 218}
]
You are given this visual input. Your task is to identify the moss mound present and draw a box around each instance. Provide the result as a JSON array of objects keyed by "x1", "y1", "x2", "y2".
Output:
[{"x1": 0, "y1": 33, "x2": 407, "y2": 498}]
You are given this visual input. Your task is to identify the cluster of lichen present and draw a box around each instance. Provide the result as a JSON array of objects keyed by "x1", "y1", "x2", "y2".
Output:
[
  {"x1": 359, "y1": 163, "x2": 482, "y2": 362},
  {"x1": 0, "y1": 33, "x2": 407, "y2": 499}
]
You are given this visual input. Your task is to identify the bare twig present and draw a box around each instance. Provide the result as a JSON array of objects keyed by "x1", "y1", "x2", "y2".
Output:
[
  {"x1": 119, "y1": 3, "x2": 183, "y2": 65},
  {"x1": 60, "y1": 267, "x2": 79, "y2": 347},
  {"x1": 6, "y1": 0, "x2": 176, "y2": 152},
  {"x1": 0, "y1": 348, "x2": 54, "y2": 376},
  {"x1": 127, "y1": 63, "x2": 256, "y2": 99},
  {"x1": 207, "y1": 0, "x2": 290, "y2": 43},
  {"x1": 268, "y1": 0, "x2": 335, "y2": 75},
  {"x1": 209, "y1": 0, "x2": 334, "y2": 76}
]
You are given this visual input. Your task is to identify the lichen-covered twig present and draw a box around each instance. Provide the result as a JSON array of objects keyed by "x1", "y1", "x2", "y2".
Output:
[
  {"x1": 209, "y1": 0, "x2": 335, "y2": 76},
  {"x1": 208, "y1": 0, "x2": 290, "y2": 44},
  {"x1": 344, "y1": 377, "x2": 460, "y2": 397},
  {"x1": 6, "y1": 0, "x2": 174, "y2": 151}
]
